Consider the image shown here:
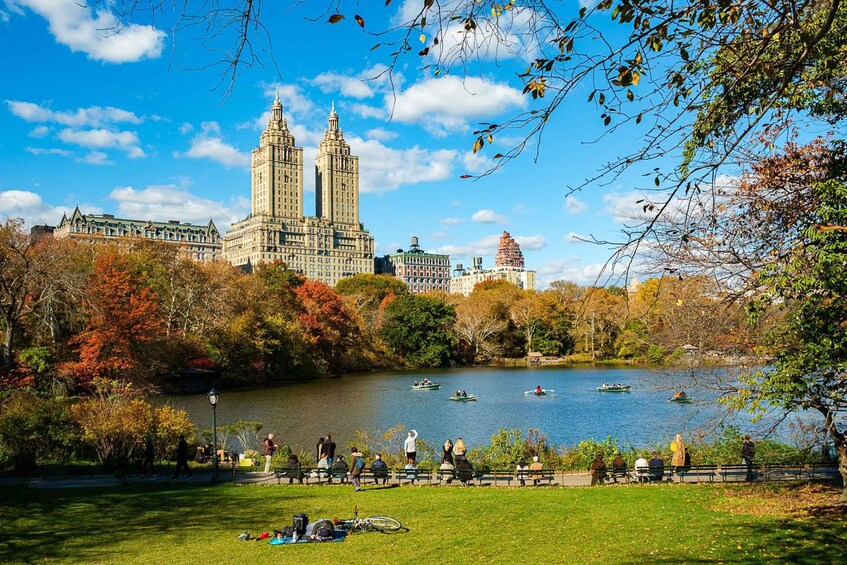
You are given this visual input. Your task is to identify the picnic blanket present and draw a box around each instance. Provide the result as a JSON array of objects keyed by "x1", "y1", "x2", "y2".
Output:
[{"x1": 268, "y1": 530, "x2": 348, "y2": 545}]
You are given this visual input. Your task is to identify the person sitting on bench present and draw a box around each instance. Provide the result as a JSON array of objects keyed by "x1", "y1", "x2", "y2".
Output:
[
  {"x1": 648, "y1": 451, "x2": 665, "y2": 482},
  {"x1": 371, "y1": 453, "x2": 389, "y2": 484}
]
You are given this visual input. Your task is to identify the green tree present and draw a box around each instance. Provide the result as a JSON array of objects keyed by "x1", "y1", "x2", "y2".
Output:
[{"x1": 381, "y1": 295, "x2": 457, "y2": 367}]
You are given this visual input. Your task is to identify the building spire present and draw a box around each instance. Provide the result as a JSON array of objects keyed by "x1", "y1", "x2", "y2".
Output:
[
  {"x1": 269, "y1": 94, "x2": 286, "y2": 131},
  {"x1": 328, "y1": 102, "x2": 339, "y2": 133}
]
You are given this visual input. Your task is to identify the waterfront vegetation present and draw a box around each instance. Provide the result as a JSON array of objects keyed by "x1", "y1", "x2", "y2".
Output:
[{"x1": 1, "y1": 481, "x2": 845, "y2": 564}]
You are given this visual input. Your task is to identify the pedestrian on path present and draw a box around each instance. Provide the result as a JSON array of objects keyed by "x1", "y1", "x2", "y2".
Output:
[
  {"x1": 142, "y1": 433, "x2": 156, "y2": 479},
  {"x1": 262, "y1": 433, "x2": 276, "y2": 474},
  {"x1": 671, "y1": 434, "x2": 686, "y2": 474},
  {"x1": 349, "y1": 448, "x2": 365, "y2": 492},
  {"x1": 322, "y1": 434, "x2": 337, "y2": 482},
  {"x1": 172, "y1": 434, "x2": 192, "y2": 480},
  {"x1": 742, "y1": 435, "x2": 756, "y2": 481}
]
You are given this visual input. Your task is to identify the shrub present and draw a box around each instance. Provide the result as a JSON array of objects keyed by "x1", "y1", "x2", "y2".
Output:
[{"x1": 0, "y1": 391, "x2": 81, "y2": 472}]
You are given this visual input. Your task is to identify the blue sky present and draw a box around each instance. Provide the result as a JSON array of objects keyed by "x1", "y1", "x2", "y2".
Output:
[{"x1": 0, "y1": 0, "x2": 666, "y2": 287}]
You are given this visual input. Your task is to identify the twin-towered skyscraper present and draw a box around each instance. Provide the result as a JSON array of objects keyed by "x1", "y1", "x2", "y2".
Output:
[{"x1": 223, "y1": 96, "x2": 374, "y2": 284}]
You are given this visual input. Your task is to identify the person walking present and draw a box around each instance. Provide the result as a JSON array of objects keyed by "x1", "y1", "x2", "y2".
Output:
[
  {"x1": 741, "y1": 435, "x2": 756, "y2": 481},
  {"x1": 142, "y1": 433, "x2": 156, "y2": 479},
  {"x1": 262, "y1": 433, "x2": 276, "y2": 475},
  {"x1": 454, "y1": 437, "x2": 467, "y2": 463},
  {"x1": 671, "y1": 434, "x2": 686, "y2": 476},
  {"x1": 404, "y1": 429, "x2": 419, "y2": 465},
  {"x1": 172, "y1": 434, "x2": 192, "y2": 479},
  {"x1": 349, "y1": 447, "x2": 365, "y2": 492}
]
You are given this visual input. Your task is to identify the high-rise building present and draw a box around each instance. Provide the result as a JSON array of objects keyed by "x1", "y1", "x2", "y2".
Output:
[
  {"x1": 375, "y1": 236, "x2": 451, "y2": 294},
  {"x1": 224, "y1": 97, "x2": 374, "y2": 284},
  {"x1": 494, "y1": 231, "x2": 525, "y2": 268},
  {"x1": 54, "y1": 207, "x2": 222, "y2": 262},
  {"x1": 450, "y1": 257, "x2": 536, "y2": 296}
]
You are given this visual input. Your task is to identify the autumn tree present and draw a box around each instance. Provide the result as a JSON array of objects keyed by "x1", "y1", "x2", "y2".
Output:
[
  {"x1": 60, "y1": 251, "x2": 164, "y2": 389},
  {"x1": 295, "y1": 280, "x2": 361, "y2": 374}
]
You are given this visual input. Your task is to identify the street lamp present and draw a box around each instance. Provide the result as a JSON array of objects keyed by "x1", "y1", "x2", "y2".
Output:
[{"x1": 207, "y1": 388, "x2": 221, "y2": 483}]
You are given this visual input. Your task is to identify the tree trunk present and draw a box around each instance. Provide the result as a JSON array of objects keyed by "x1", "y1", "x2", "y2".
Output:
[
  {"x1": 2, "y1": 320, "x2": 14, "y2": 369},
  {"x1": 836, "y1": 441, "x2": 847, "y2": 504},
  {"x1": 818, "y1": 404, "x2": 847, "y2": 503}
]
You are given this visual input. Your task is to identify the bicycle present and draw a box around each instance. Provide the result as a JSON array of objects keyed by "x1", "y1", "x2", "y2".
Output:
[{"x1": 334, "y1": 505, "x2": 403, "y2": 534}]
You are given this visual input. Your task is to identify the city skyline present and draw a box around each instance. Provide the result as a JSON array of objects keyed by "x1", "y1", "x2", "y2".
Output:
[{"x1": 0, "y1": 1, "x2": 665, "y2": 287}]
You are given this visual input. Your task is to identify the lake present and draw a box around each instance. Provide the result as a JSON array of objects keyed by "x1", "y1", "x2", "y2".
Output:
[{"x1": 161, "y1": 366, "x2": 774, "y2": 454}]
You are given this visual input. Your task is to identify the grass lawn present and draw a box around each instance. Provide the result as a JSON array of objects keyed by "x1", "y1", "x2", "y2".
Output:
[{"x1": 1, "y1": 482, "x2": 845, "y2": 564}]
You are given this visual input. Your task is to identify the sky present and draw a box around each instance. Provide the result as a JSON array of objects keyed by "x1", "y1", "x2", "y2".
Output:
[{"x1": 0, "y1": 0, "x2": 668, "y2": 287}]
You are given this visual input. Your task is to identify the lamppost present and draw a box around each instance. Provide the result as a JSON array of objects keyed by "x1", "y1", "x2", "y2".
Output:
[{"x1": 207, "y1": 388, "x2": 221, "y2": 483}]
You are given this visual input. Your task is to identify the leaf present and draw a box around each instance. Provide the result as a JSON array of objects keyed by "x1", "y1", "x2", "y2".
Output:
[
  {"x1": 355, "y1": 14, "x2": 365, "y2": 28},
  {"x1": 598, "y1": 92, "x2": 606, "y2": 105},
  {"x1": 654, "y1": 176, "x2": 661, "y2": 186},
  {"x1": 385, "y1": 0, "x2": 393, "y2": 5},
  {"x1": 486, "y1": 134, "x2": 493, "y2": 144},
  {"x1": 419, "y1": 47, "x2": 430, "y2": 56},
  {"x1": 459, "y1": 174, "x2": 472, "y2": 179},
  {"x1": 472, "y1": 137, "x2": 484, "y2": 154},
  {"x1": 419, "y1": 33, "x2": 426, "y2": 43},
  {"x1": 636, "y1": 113, "x2": 642, "y2": 124},
  {"x1": 626, "y1": 90, "x2": 634, "y2": 101},
  {"x1": 603, "y1": 115, "x2": 611, "y2": 126},
  {"x1": 434, "y1": 68, "x2": 441, "y2": 77},
  {"x1": 328, "y1": 14, "x2": 345, "y2": 24},
  {"x1": 631, "y1": 71, "x2": 640, "y2": 86},
  {"x1": 370, "y1": 43, "x2": 382, "y2": 51},
  {"x1": 493, "y1": 153, "x2": 504, "y2": 159}
]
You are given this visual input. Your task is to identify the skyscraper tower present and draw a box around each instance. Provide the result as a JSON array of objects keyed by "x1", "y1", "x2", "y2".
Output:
[
  {"x1": 315, "y1": 102, "x2": 360, "y2": 226},
  {"x1": 494, "y1": 231, "x2": 525, "y2": 268},
  {"x1": 251, "y1": 93, "x2": 303, "y2": 219}
]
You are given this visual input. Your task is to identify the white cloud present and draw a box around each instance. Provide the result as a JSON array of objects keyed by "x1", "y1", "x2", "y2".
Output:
[
  {"x1": 565, "y1": 232, "x2": 588, "y2": 244},
  {"x1": 10, "y1": 0, "x2": 164, "y2": 63},
  {"x1": 431, "y1": 234, "x2": 502, "y2": 260},
  {"x1": 26, "y1": 147, "x2": 73, "y2": 157},
  {"x1": 365, "y1": 128, "x2": 398, "y2": 142},
  {"x1": 514, "y1": 235, "x2": 546, "y2": 250},
  {"x1": 175, "y1": 122, "x2": 249, "y2": 169},
  {"x1": 471, "y1": 209, "x2": 507, "y2": 224},
  {"x1": 6, "y1": 100, "x2": 142, "y2": 127},
  {"x1": 350, "y1": 136, "x2": 456, "y2": 192},
  {"x1": 564, "y1": 195, "x2": 588, "y2": 215},
  {"x1": 536, "y1": 258, "x2": 607, "y2": 288},
  {"x1": 461, "y1": 151, "x2": 494, "y2": 174},
  {"x1": 0, "y1": 189, "x2": 101, "y2": 226},
  {"x1": 311, "y1": 64, "x2": 392, "y2": 99},
  {"x1": 29, "y1": 125, "x2": 50, "y2": 138},
  {"x1": 58, "y1": 128, "x2": 145, "y2": 158},
  {"x1": 602, "y1": 191, "x2": 660, "y2": 224},
  {"x1": 391, "y1": 76, "x2": 525, "y2": 135},
  {"x1": 77, "y1": 151, "x2": 112, "y2": 165},
  {"x1": 349, "y1": 103, "x2": 386, "y2": 120},
  {"x1": 108, "y1": 185, "x2": 250, "y2": 229},
  {"x1": 260, "y1": 83, "x2": 316, "y2": 118},
  {"x1": 178, "y1": 123, "x2": 193, "y2": 135},
  {"x1": 439, "y1": 217, "x2": 464, "y2": 225}
]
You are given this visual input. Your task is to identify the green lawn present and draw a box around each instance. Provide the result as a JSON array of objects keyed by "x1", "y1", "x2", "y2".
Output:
[{"x1": 1, "y1": 482, "x2": 844, "y2": 564}]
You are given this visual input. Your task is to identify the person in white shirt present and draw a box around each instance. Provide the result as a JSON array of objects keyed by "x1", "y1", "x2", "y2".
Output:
[
  {"x1": 404, "y1": 429, "x2": 419, "y2": 465},
  {"x1": 634, "y1": 454, "x2": 650, "y2": 483}
]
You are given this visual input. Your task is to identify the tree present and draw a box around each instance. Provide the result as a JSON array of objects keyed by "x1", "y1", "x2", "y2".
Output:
[
  {"x1": 510, "y1": 293, "x2": 547, "y2": 355},
  {"x1": 295, "y1": 280, "x2": 360, "y2": 374},
  {"x1": 60, "y1": 251, "x2": 164, "y2": 389},
  {"x1": 381, "y1": 294, "x2": 457, "y2": 367}
]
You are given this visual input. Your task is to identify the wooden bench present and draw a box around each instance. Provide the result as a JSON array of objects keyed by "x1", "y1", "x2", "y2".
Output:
[
  {"x1": 762, "y1": 465, "x2": 806, "y2": 482},
  {"x1": 515, "y1": 469, "x2": 555, "y2": 486},
  {"x1": 360, "y1": 468, "x2": 391, "y2": 485},
  {"x1": 397, "y1": 468, "x2": 432, "y2": 485},
  {"x1": 674, "y1": 465, "x2": 717, "y2": 483},
  {"x1": 273, "y1": 466, "x2": 305, "y2": 485},
  {"x1": 718, "y1": 464, "x2": 761, "y2": 482},
  {"x1": 607, "y1": 468, "x2": 630, "y2": 483},
  {"x1": 808, "y1": 463, "x2": 840, "y2": 481},
  {"x1": 631, "y1": 465, "x2": 673, "y2": 483},
  {"x1": 475, "y1": 470, "x2": 515, "y2": 486}
]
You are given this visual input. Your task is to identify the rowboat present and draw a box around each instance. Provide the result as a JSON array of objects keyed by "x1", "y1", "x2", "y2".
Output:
[
  {"x1": 411, "y1": 383, "x2": 441, "y2": 390},
  {"x1": 597, "y1": 385, "x2": 632, "y2": 392},
  {"x1": 524, "y1": 389, "x2": 554, "y2": 395},
  {"x1": 667, "y1": 396, "x2": 693, "y2": 404},
  {"x1": 449, "y1": 395, "x2": 477, "y2": 402}
]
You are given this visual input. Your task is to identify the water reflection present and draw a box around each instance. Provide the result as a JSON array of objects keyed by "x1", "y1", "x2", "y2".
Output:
[{"x1": 160, "y1": 366, "x2": 772, "y2": 453}]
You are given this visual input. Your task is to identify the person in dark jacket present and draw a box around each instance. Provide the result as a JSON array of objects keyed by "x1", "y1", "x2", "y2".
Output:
[
  {"x1": 456, "y1": 457, "x2": 474, "y2": 485},
  {"x1": 590, "y1": 454, "x2": 607, "y2": 486},
  {"x1": 286, "y1": 453, "x2": 303, "y2": 484},
  {"x1": 172, "y1": 434, "x2": 192, "y2": 479},
  {"x1": 371, "y1": 453, "x2": 389, "y2": 485},
  {"x1": 142, "y1": 433, "x2": 156, "y2": 478},
  {"x1": 322, "y1": 434, "x2": 337, "y2": 481},
  {"x1": 741, "y1": 435, "x2": 756, "y2": 481},
  {"x1": 349, "y1": 448, "x2": 365, "y2": 492},
  {"x1": 648, "y1": 451, "x2": 665, "y2": 482},
  {"x1": 442, "y1": 439, "x2": 454, "y2": 465},
  {"x1": 611, "y1": 453, "x2": 627, "y2": 483}
]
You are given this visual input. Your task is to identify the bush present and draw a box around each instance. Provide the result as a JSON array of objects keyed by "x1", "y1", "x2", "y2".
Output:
[
  {"x1": 646, "y1": 345, "x2": 665, "y2": 364},
  {"x1": 0, "y1": 391, "x2": 81, "y2": 472}
]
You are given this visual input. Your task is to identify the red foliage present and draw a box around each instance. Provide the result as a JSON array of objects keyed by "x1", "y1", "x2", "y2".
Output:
[
  {"x1": 295, "y1": 281, "x2": 357, "y2": 369},
  {"x1": 60, "y1": 252, "x2": 163, "y2": 388}
]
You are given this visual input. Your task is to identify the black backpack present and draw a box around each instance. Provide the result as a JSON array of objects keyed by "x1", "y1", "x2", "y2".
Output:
[{"x1": 293, "y1": 513, "x2": 309, "y2": 537}]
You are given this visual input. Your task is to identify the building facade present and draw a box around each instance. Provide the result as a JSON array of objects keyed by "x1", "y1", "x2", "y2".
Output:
[
  {"x1": 376, "y1": 237, "x2": 450, "y2": 294},
  {"x1": 494, "y1": 231, "x2": 525, "y2": 268},
  {"x1": 449, "y1": 258, "x2": 537, "y2": 296},
  {"x1": 223, "y1": 97, "x2": 374, "y2": 285},
  {"x1": 54, "y1": 207, "x2": 222, "y2": 262}
]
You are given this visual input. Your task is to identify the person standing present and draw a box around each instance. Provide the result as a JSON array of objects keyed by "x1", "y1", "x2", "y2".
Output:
[
  {"x1": 142, "y1": 433, "x2": 156, "y2": 479},
  {"x1": 404, "y1": 429, "x2": 419, "y2": 465},
  {"x1": 590, "y1": 453, "x2": 607, "y2": 486},
  {"x1": 442, "y1": 439, "x2": 454, "y2": 465},
  {"x1": 172, "y1": 434, "x2": 192, "y2": 479},
  {"x1": 262, "y1": 433, "x2": 276, "y2": 475},
  {"x1": 454, "y1": 437, "x2": 467, "y2": 463},
  {"x1": 316, "y1": 437, "x2": 325, "y2": 462},
  {"x1": 349, "y1": 447, "x2": 365, "y2": 492},
  {"x1": 671, "y1": 434, "x2": 686, "y2": 476},
  {"x1": 741, "y1": 435, "x2": 756, "y2": 481},
  {"x1": 322, "y1": 434, "x2": 337, "y2": 482}
]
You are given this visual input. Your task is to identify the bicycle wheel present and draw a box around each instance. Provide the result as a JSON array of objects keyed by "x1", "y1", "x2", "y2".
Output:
[{"x1": 366, "y1": 516, "x2": 402, "y2": 531}]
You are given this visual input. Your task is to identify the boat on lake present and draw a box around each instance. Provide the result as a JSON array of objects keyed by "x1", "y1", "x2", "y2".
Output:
[
  {"x1": 450, "y1": 394, "x2": 477, "y2": 402},
  {"x1": 524, "y1": 389, "x2": 553, "y2": 396},
  {"x1": 411, "y1": 383, "x2": 441, "y2": 390},
  {"x1": 597, "y1": 384, "x2": 632, "y2": 392},
  {"x1": 667, "y1": 396, "x2": 693, "y2": 404}
]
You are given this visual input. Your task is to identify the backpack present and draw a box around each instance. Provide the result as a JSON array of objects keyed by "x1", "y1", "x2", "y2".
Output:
[
  {"x1": 354, "y1": 456, "x2": 365, "y2": 471},
  {"x1": 312, "y1": 519, "x2": 334, "y2": 541},
  {"x1": 293, "y1": 513, "x2": 309, "y2": 537}
]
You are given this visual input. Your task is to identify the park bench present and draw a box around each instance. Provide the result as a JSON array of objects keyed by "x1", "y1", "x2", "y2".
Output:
[
  {"x1": 607, "y1": 467, "x2": 630, "y2": 483},
  {"x1": 360, "y1": 467, "x2": 391, "y2": 485},
  {"x1": 474, "y1": 470, "x2": 515, "y2": 486},
  {"x1": 808, "y1": 463, "x2": 840, "y2": 481},
  {"x1": 632, "y1": 465, "x2": 673, "y2": 483},
  {"x1": 515, "y1": 469, "x2": 555, "y2": 486},
  {"x1": 675, "y1": 465, "x2": 718, "y2": 483},
  {"x1": 718, "y1": 464, "x2": 761, "y2": 482},
  {"x1": 273, "y1": 466, "x2": 305, "y2": 485},
  {"x1": 397, "y1": 467, "x2": 432, "y2": 485},
  {"x1": 762, "y1": 464, "x2": 806, "y2": 482}
]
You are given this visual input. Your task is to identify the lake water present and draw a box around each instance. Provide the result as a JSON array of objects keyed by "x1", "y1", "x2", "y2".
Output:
[{"x1": 161, "y1": 366, "x2": 774, "y2": 454}]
